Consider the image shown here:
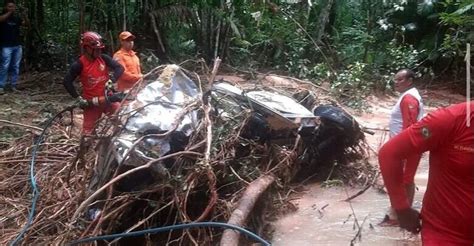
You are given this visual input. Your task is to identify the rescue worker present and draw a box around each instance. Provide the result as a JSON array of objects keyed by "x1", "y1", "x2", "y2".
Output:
[
  {"x1": 113, "y1": 31, "x2": 142, "y2": 91},
  {"x1": 63, "y1": 31, "x2": 124, "y2": 134},
  {"x1": 379, "y1": 101, "x2": 474, "y2": 245},
  {"x1": 382, "y1": 68, "x2": 424, "y2": 225}
]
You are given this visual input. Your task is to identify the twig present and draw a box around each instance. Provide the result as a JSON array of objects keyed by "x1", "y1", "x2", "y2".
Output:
[
  {"x1": 344, "y1": 187, "x2": 360, "y2": 232},
  {"x1": 350, "y1": 215, "x2": 368, "y2": 246},
  {"x1": 344, "y1": 171, "x2": 379, "y2": 202},
  {"x1": 203, "y1": 57, "x2": 222, "y2": 166},
  {"x1": 229, "y1": 166, "x2": 250, "y2": 185},
  {"x1": 193, "y1": 171, "x2": 217, "y2": 222},
  {"x1": 362, "y1": 126, "x2": 389, "y2": 132},
  {"x1": 108, "y1": 201, "x2": 174, "y2": 244},
  {"x1": 0, "y1": 120, "x2": 42, "y2": 132},
  {"x1": 207, "y1": 57, "x2": 222, "y2": 91}
]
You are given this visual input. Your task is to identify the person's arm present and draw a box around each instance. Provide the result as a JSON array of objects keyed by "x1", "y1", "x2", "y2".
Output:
[
  {"x1": 101, "y1": 54, "x2": 124, "y2": 83},
  {"x1": 400, "y1": 94, "x2": 420, "y2": 129},
  {"x1": 63, "y1": 61, "x2": 83, "y2": 98},
  {"x1": 399, "y1": 94, "x2": 422, "y2": 202},
  {"x1": 379, "y1": 107, "x2": 452, "y2": 232},
  {"x1": 0, "y1": 10, "x2": 13, "y2": 22},
  {"x1": 379, "y1": 131, "x2": 416, "y2": 210},
  {"x1": 113, "y1": 53, "x2": 142, "y2": 82}
]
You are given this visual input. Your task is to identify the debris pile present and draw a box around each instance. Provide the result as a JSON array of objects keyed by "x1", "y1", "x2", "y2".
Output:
[{"x1": 0, "y1": 64, "x2": 375, "y2": 245}]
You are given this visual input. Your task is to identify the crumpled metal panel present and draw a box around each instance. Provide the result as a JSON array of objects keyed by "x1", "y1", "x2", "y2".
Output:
[
  {"x1": 213, "y1": 82, "x2": 317, "y2": 129},
  {"x1": 111, "y1": 68, "x2": 318, "y2": 167},
  {"x1": 113, "y1": 65, "x2": 200, "y2": 166}
]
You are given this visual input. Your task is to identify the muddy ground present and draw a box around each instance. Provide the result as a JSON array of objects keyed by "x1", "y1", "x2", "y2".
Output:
[{"x1": 0, "y1": 72, "x2": 77, "y2": 146}]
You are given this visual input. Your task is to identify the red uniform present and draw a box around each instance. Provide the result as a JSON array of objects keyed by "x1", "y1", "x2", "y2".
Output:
[
  {"x1": 399, "y1": 94, "x2": 422, "y2": 185},
  {"x1": 400, "y1": 95, "x2": 420, "y2": 130},
  {"x1": 63, "y1": 54, "x2": 124, "y2": 134},
  {"x1": 379, "y1": 101, "x2": 474, "y2": 245}
]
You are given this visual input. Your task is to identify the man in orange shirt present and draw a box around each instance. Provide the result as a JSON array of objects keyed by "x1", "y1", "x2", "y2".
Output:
[{"x1": 113, "y1": 31, "x2": 142, "y2": 91}]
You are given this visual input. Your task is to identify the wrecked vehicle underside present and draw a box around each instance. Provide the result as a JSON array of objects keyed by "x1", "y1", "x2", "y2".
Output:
[{"x1": 77, "y1": 64, "x2": 371, "y2": 245}]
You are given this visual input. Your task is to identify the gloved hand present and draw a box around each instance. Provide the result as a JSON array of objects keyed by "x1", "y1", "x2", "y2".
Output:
[
  {"x1": 76, "y1": 96, "x2": 89, "y2": 108},
  {"x1": 105, "y1": 79, "x2": 114, "y2": 91},
  {"x1": 107, "y1": 92, "x2": 127, "y2": 103}
]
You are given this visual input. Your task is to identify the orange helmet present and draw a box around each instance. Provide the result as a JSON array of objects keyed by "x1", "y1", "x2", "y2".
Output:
[{"x1": 80, "y1": 31, "x2": 105, "y2": 49}]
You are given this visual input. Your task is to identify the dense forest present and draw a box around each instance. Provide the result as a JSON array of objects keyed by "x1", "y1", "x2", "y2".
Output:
[{"x1": 10, "y1": 0, "x2": 474, "y2": 103}]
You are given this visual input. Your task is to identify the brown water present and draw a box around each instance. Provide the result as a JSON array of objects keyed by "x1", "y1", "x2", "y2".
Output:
[
  {"x1": 272, "y1": 159, "x2": 427, "y2": 246},
  {"x1": 271, "y1": 94, "x2": 435, "y2": 246}
]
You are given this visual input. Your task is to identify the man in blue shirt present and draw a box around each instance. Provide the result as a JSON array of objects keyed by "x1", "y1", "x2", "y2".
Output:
[{"x1": 0, "y1": 1, "x2": 26, "y2": 94}]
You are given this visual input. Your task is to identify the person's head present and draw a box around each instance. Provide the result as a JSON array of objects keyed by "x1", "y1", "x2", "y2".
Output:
[
  {"x1": 80, "y1": 31, "x2": 104, "y2": 59},
  {"x1": 4, "y1": 1, "x2": 16, "y2": 13},
  {"x1": 393, "y1": 69, "x2": 415, "y2": 92},
  {"x1": 118, "y1": 31, "x2": 135, "y2": 51}
]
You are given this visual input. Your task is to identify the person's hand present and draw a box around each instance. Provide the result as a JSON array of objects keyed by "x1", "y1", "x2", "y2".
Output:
[
  {"x1": 396, "y1": 207, "x2": 421, "y2": 234},
  {"x1": 76, "y1": 96, "x2": 89, "y2": 109}
]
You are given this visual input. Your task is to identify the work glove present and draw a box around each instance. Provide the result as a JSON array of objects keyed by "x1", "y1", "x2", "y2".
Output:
[
  {"x1": 105, "y1": 79, "x2": 115, "y2": 91},
  {"x1": 107, "y1": 92, "x2": 127, "y2": 103},
  {"x1": 76, "y1": 96, "x2": 89, "y2": 109}
]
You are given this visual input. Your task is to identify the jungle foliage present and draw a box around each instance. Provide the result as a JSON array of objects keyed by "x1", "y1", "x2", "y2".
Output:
[{"x1": 7, "y1": 0, "x2": 474, "y2": 101}]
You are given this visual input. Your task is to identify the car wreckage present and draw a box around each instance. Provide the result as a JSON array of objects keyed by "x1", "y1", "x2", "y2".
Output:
[
  {"x1": 82, "y1": 65, "x2": 367, "y2": 245},
  {"x1": 90, "y1": 64, "x2": 363, "y2": 192}
]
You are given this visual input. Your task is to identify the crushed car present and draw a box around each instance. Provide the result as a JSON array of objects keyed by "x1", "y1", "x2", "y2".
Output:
[{"x1": 89, "y1": 64, "x2": 363, "y2": 192}]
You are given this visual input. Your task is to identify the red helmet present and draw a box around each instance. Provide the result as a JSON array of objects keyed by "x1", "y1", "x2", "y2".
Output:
[{"x1": 80, "y1": 31, "x2": 105, "y2": 49}]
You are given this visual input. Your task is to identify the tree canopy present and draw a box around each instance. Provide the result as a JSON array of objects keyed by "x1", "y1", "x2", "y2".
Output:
[{"x1": 6, "y1": 0, "x2": 474, "y2": 100}]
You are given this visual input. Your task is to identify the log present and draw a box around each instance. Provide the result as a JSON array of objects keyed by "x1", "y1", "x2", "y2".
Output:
[{"x1": 220, "y1": 175, "x2": 275, "y2": 246}]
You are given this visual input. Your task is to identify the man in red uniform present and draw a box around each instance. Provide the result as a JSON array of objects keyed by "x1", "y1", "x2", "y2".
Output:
[
  {"x1": 63, "y1": 31, "x2": 124, "y2": 134},
  {"x1": 379, "y1": 101, "x2": 474, "y2": 245},
  {"x1": 383, "y1": 69, "x2": 424, "y2": 224}
]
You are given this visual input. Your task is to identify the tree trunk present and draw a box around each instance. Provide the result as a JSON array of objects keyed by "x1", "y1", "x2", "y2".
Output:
[
  {"x1": 363, "y1": 0, "x2": 374, "y2": 63},
  {"x1": 122, "y1": 0, "x2": 127, "y2": 30},
  {"x1": 220, "y1": 175, "x2": 275, "y2": 246},
  {"x1": 79, "y1": 0, "x2": 85, "y2": 33},
  {"x1": 149, "y1": 12, "x2": 167, "y2": 61},
  {"x1": 314, "y1": 0, "x2": 334, "y2": 43},
  {"x1": 36, "y1": 0, "x2": 44, "y2": 31}
]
